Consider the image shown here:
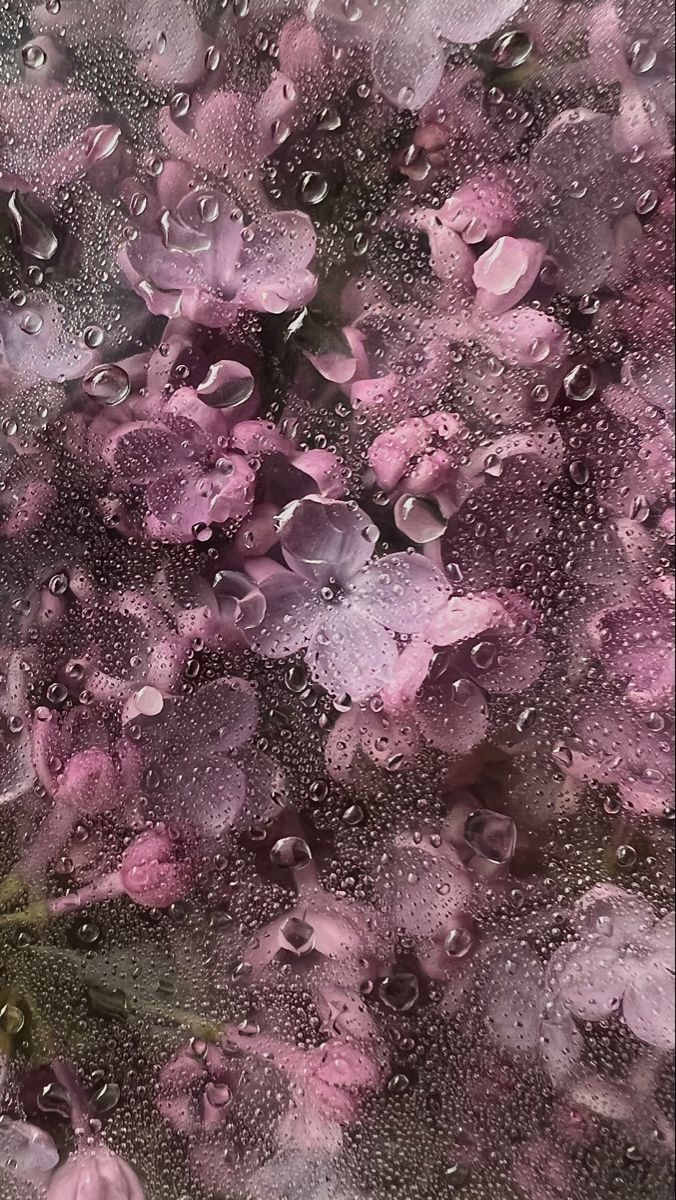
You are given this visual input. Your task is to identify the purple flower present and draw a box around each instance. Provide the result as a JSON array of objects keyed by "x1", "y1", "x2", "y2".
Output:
[
  {"x1": 554, "y1": 695, "x2": 674, "y2": 817},
  {"x1": 587, "y1": 579, "x2": 674, "y2": 708},
  {"x1": 118, "y1": 824, "x2": 193, "y2": 908},
  {"x1": 119, "y1": 192, "x2": 317, "y2": 326},
  {"x1": 248, "y1": 497, "x2": 450, "y2": 701},
  {"x1": 484, "y1": 945, "x2": 583, "y2": 1083},
  {"x1": 133, "y1": 676, "x2": 262, "y2": 835},
  {"x1": 157, "y1": 1042, "x2": 236, "y2": 1135},
  {"x1": 46, "y1": 1147, "x2": 145, "y2": 1200},
  {"x1": 0, "y1": 1115, "x2": 59, "y2": 1176},
  {"x1": 549, "y1": 884, "x2": 675, "y2": 1050}
]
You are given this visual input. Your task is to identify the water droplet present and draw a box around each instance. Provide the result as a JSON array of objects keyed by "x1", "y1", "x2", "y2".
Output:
[
  {"x1": 47, "y1": 572, "x2": 69, "y2": 596},
  {"x1": 628, "y1": 39, "x2": 657, "y2": 74},
  {"x1": 616, "y1": 844, "x2": 637, "y2": 868},
  {"x1": 317, "y1": 107, "x2": 342, "y2": 132},
  {"x1": 483, "y1": 453, "x2": 503, "y2": 478},
  {"x1": 378, "y1": 974, "x2": 420, "y2": 1011},
  {"x1": 91, "y1": 1082, "x2": 121, "y2": 1114},
  {"x1": 564, "y1": 364, "x2": 597, "y2": 401},
  {"x1": 205, "y1": 45, "x2": 221, "y2": 72},
  {"x1": 37, "y1": 1083, "x2": 71, "y2": 1119},
  {"x1": 19, "y1": 310, "x2": 43, "y2": 335},
  {"x1": 300, "y1": 172, "x2": 328, "y2": 205},
  {"x1": 197, "y1": 361, "x2": 254, "y2": 409},
  {"x1": 342, "y1": 0, "x2": 362, "y2": 20},
  {"x1": 464, "y1": 810, "x2": 516, "y2": 863},
  {"x1": 470, "y1": 641, "x2": 496, "y2": 671},
  {"x1": 8, "y1": 192, "x2": 58, "y2": 261},
  {"x1": 270, "y1": 837, "x2": 312, "y2": 870},
  {"x1": 342, "y1": 804, "x2": 364, "y2": 825},
  {"x1": 444, "y1": 928, "x2": 473, "y2": 958},
  {"x1": 280, "y1": 916, "x2": 315, "y2": 955},
  {"x1": 516, "y1": 706, "x2": 537, "y2": 732},
  {"x1": 491, "y1": 30, "x2": 533, "y2": 69},
  {"x1": 83, "y1": 325, "x2": 104, "y2": 349},
  {"x1": 0, "y1": 1004, "x2": 25, "y2": 1035},
  {"x1": 636, "y1": 189, "x2": 659, "y2": 216},
  {"x1": 629, "y1": 494, "x2": 651, "y2": 523},
  {"x1": 402, "y1": 144, "x2": 430, "y2": 182},
  {"x1": 569, "y1": 459, "x2": 590, "y2": 485},
  {"x1": 129, "y1": 192, "x2": 148, "y2": 217},
  {"x1": 578, "y1": 293, "x2": 600, "y2": 315},
  {"x1": 82, "y1": 364, "x2": 130, "y2": 406},
  {"x1": 21, "y1": 42, "x2": 46, "y2": 69},
  {"x1": 204, "y1": 1081, "x2": 232, "y2": 1108},
  {"x1": 394, "y1": 495, "x2": 447, "y2": 543},
  {"x1": 169, "y1": 92, "x2": 191, "y2": 120},
  {"x1": 133, "y1": 686, "x2": 164, "y2": 717}
]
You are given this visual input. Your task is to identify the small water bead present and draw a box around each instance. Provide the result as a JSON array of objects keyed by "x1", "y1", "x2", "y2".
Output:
[
  {"x1": 342, "y1": 0, "x2": 362, "y2": 20},
  {"x1": 628, "y1": 39, "x2": 657, "y2": 74},
  {"x1": 82, "y1": 364, "x2": 130, "y2": 405},
  {"x1": 269, "y1": 837, "x2": 312, "y2": 869},
  {"x1": 483, "y1": 453, "x2": 503, "y2": 478},
  {"x1": 299, "y1": 172, "x2": 328, "y2": 205},
  {"x1": 564, "y1": 364, "x2": 597, "y2": 401},
  {"x1": 491, "y1": 29, "x2": 533, "y2": 69},
  {"x1": 464, "y1": 810, "x2": 517, "y2": 863},
  {"x1": 77, "y1": 920, "x2": 100, "y2": 946},
  {"x1": 21, "y1": 42, "x2": 46, "y2": 69},
  {"x1": 402, "y1": 144, "x2": 430, "y2": 182},
  {"x1": 46, "y1": 683, "x2": 68, "y2": 705},
  {"x1": 394, "y1": 495, "x2": 447, "y2": 543},
  {"x1": 45, "y1": 0, "x2": 61, "y2": 10}
]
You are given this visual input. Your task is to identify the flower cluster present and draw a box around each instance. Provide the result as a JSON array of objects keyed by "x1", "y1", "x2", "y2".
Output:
[{"x1": 0, "y1": 1, "x2": 673, "y2": 1199}]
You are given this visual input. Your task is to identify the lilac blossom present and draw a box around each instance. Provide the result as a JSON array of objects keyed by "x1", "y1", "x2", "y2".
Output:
[{"x1": 247, "y1": 497, "x2": 451, "y2": 700}]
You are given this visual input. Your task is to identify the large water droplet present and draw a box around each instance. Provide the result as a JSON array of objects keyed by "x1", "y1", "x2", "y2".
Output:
[
  {"x1": 21, "y1": 42, "x2": 47, "y2": 69},
  {"x1": 82, "y1": 364, "x2": 130, "y2": 406},
  {"x1": 491, "y1": 30, "x2": 533, "y2": 70},
  {"x1": 300, "y1": 172, "x2": 328, "y2": 205},
  {"x1": 270, "y1": 837, "x2": 312, "y2": 869},
  {"x1": 464, "y1": 810, "x2": 516, "y2": 863},
  {"x1": 378, "y1": 973, "x2": 420, "y2": 1011},
  {"x1": 8, "y1": 193, "x2": 58, "y2": 261}
]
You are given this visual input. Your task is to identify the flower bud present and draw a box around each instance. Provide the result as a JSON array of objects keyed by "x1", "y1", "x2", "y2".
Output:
[
  {"x1": 46, "y1": 1148, "x2": 145, "y2": 1200},
  {"x1": 119, "y1": 824, "x2": 192, "y2": 908}
]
